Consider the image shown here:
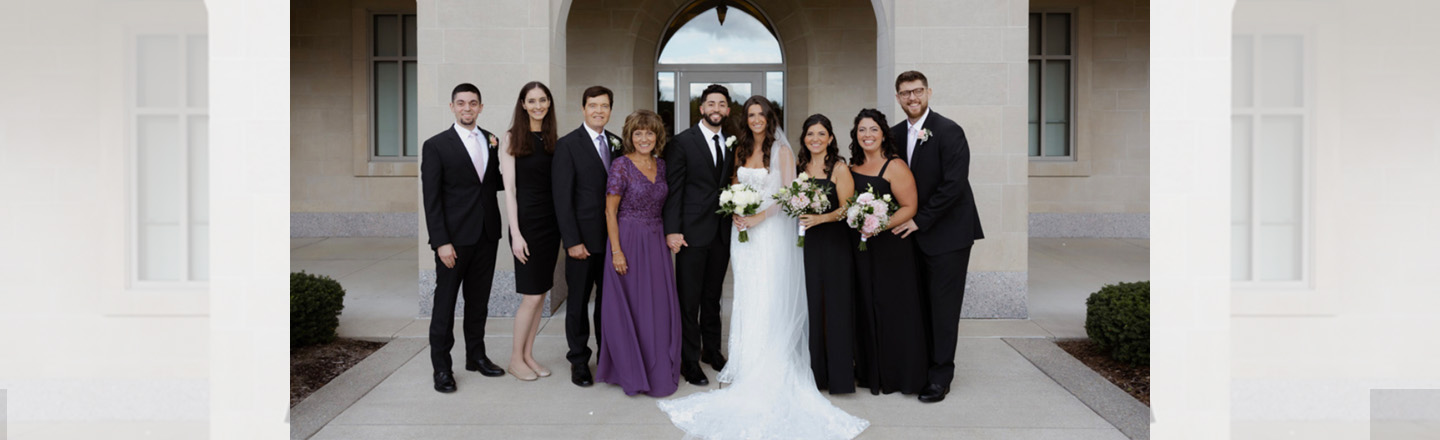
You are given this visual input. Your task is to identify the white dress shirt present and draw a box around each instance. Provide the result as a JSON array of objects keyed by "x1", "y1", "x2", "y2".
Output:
[
  {"x1": 455, "y1": 123, "x2": 487, "y2": 181},
  {"x1": 697, "y1": 122, "x2": 724, "y2": 166},
  {"x1": 905, "y1": 108, "x2": 931, "y2": 162},
  {"x1": 583, "y1": 123, "x2": 609, "y2": 166}
]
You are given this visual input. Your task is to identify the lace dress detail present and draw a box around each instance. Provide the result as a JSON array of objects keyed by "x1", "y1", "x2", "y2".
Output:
[{"x1": 658, "y1": 141, "x2": 869, "y2": 440}]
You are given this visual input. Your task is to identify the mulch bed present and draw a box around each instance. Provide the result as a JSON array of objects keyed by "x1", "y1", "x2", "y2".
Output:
[
  {"x1": 291, "y1": 338, "x2": 388, "y2": 407},
  {"x1": 1055, "y1": 339, "x2": 1149, "y2": 406}
]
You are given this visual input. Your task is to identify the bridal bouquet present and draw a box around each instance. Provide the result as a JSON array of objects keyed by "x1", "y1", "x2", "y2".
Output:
[
  {"x1": 771, "y1": 172, "x2": 831, "y2": 247},
  {"x1": 717, "y1": 183, "x2": 763, "y2": 242},
  {"x1": 844, "y1": 184, "x2": 898, "y2": 251}
]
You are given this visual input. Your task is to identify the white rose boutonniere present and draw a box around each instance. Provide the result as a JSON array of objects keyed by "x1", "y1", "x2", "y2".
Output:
[
  {"x1": 724, "y1": 136, "x2": 737, "y2": 150},
  {"x1": 917, "y1": 128, "x2": 933, "y2": 144},
  {"x1": 608, "y1": 135, "x2": 622, "y2": 151}
]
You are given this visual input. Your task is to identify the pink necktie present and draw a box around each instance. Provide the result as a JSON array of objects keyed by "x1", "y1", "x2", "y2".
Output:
[{"x1": 473, "y1": 133, "x2": 486, "y2": 182}]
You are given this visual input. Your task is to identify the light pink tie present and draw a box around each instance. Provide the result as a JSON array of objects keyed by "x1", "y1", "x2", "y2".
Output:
[{"x1": 473, "y1": 133, "x2": 486, "y2": 182}]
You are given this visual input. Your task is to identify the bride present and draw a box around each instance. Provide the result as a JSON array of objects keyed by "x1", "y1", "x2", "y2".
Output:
[{"x1": 658, "y1": 97, "x2": 869, "y2": 439}]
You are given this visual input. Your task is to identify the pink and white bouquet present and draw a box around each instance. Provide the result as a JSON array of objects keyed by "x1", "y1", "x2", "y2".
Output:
[
  {"x1": 844, "y1": 184, "x2": 898, "y2": 251},
  {"x1": 771, "y1": 172, "x2": 831, "y2": 247},
  {"x1": 717, "y1": 183, "x2": 762, "y2": 242}
]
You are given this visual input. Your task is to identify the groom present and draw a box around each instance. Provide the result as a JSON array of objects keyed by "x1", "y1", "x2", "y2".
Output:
[
  {"x1": 663, "y1": 84, "x2": 735, "y2": 386},
  {"x1": 420, "y1": 83, "x2": 507, "y2": 393},
  {"x1": 889, "y1": 71, "x2": 985, "y2": 403}
]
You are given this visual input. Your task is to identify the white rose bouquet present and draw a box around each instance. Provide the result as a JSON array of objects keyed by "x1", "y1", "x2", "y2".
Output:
[
  {"x1": 771, "y1": 172, "x2": 831, "y2": 247},
  {"x1": 717, "y1": 183, "x2": 762, "y2": 242},
  {"x1": 843, "y1": 184, "x2": 898, "y2": 251}
]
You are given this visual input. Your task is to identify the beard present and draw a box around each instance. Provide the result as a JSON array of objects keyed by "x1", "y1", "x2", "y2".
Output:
[
  {"x1": 903, "y1": 102, "x2": 926, "y2": 118},
  {"x1": 705, "y1": 111, "x2": 725, "y2": 127}
]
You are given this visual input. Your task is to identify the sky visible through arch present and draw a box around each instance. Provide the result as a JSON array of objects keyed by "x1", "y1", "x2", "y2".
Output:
[{"x1": 657, "y1": 7, "x2": 782, "y2": 64}]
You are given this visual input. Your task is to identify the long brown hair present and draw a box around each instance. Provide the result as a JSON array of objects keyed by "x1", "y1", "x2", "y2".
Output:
[
  {"x1": 733, "y1": 96, "x2": 778, "y2": 181},
  {"x1": 506, "y1": 81, "x2": 557, "y2": 156},
  {"x1": 795, "y1": 113, "x2": 841, "y2": 178}
]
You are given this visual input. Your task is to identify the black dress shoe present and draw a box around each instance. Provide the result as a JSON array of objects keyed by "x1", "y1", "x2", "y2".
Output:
[
  {"x1": 465, "y1": 357, "x2": 505, "y2": 377},
  {"x1": 571, "y1": 364, "x2": 594, "y2": 387},
  {"x1": 681, "y1": 362, "x2": 710, "y2": 386},
  {"x1": 917, "y1": 383, "x2": 949, "y2": 403},
  {"x1": 701, "y1": 351, "x2": 728, "y2": 370},
  {"x1": 433, "y1": 371, "x2": 457, "y2": 393}
]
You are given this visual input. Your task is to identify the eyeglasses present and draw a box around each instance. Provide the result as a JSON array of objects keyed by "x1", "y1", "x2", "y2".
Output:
[{"x1": 896, "y1": 88, "x2": 927, "y2": 99}]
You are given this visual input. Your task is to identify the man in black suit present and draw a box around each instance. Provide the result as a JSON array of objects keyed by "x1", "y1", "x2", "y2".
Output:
[
  {"x1": 420, "y1": 83, "x2": 506, "y2": 393},
  {"x1": 662, "y1": 84, "x2": 734, "y2": 386},
  {"x1": 551, "y1": 85, "x2": 621, "y2": 387},
  {"x1": 888, "y1": 71, "x2": 985, "y2": 403}
]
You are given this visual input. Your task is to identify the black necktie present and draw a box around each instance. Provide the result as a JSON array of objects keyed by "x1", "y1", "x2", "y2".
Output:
[{"x1": 712, "y1": 134, "x2": 723, "y2": 168}]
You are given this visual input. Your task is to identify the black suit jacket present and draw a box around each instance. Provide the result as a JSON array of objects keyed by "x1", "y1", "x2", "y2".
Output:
[
  {"x1": 892, "y1": 111, "x2": 984, "y2": 255},
  {"x1": 662, "y1": 125, "x2": 733, "y2": 248},
  {"x1": 421, "y1": 125, "x2": 504, "y2": 250},
  {"x1": 552, "y1": 125, "x2": 620, "y2": 253}
]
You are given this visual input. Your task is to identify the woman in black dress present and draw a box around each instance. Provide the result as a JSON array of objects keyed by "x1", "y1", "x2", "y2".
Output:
[
  {"x1": 499, "y1": 81, "x2": 561, "y2": 381},
  {"x1": 846, "y1": 108, "x2": 927, "y2": 395},
  {"x1": 794, "y1": 114, "x2": 858, "y2": 394}
]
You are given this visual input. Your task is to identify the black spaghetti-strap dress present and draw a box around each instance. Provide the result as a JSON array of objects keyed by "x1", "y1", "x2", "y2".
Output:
[
  {"x1": 850, "y1": 158, "x2": 927, "y2": 395},
  {"x1": 802, "y1": 169, "x2": 857, "y2": 394}
]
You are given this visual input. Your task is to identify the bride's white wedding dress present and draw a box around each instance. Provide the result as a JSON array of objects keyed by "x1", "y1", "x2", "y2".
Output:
[{"x1": 658, "y1": 139, "x2": 869, "y2": 440}]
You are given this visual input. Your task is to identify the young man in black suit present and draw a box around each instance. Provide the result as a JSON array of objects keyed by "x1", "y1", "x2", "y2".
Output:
[
  {"x1": 662, "y1": 84, "x2": 734, "y2": 386},
  {"x1": 888, "y1": 71, "x2": 985, "y2": 403},
  {"x1": 551, "y1": 85, "x2": 621, "y2": 387},
  {"x1": 420, "y1": 83, "x2": 506, "y2": 393}
]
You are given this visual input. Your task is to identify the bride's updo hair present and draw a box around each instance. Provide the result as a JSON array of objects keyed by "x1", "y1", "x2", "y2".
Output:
[{"x1": 733, "y1": 96, "x2": 779, "y2": 181}]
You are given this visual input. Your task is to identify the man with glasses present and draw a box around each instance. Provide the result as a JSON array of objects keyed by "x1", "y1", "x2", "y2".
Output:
[{"x1": 888, "y1": 70, "x2": 985, "y2": 403}]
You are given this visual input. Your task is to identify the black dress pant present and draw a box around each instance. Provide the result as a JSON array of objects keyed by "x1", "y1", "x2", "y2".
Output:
[
  {"x1": 674, "y1": 233, "x2": 730, "y2": 364},
  {"x1": 916, "y1": 245, "x2": 972, "y2": 386},
  {"x1": 564, "y1": 252, "x2": 605, "y2": 366},
  {"x1": 429, "y1": 240, "x2": 499, "y2": 374}
]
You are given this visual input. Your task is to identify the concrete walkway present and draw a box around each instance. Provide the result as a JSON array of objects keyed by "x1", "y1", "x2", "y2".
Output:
[{"x1": 290, "y1": 237, "x2": 1149, "y2": 439}]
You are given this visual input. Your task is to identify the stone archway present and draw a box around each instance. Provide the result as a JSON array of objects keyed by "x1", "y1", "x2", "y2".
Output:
[{"x1": 558, "y1": 0, "x2": 880, "y2": 137}]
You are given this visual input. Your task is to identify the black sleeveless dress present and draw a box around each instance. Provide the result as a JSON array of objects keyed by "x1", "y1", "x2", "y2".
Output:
[
  {"x1": 511, "y1": 131, "x2": 561, "y2": 294},
  {"x1": 850, "y1": 158, "x2": 928, "y2": 395},
  {"x1": 802, "y1": 170, "x2": 857, "y2": 394}
]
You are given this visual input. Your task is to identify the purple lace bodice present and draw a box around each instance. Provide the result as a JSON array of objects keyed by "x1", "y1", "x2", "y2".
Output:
[{"x1": 606, "y1": 155, "x2": 668, "y2": 222}]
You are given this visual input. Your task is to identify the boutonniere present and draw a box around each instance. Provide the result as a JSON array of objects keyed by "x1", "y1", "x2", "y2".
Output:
[
  {"x1": 487, "y1": 134, "x2": 498, "y2": 148},
  {"x1": 724, "y1": 136, "x2": 737, "y2": 150},
  {"x1": 917, "y1": 128, "x2": 933, "y2": 144},
  {"x1": 608, "y1": 135, "x2": 622, "y2": 151}
]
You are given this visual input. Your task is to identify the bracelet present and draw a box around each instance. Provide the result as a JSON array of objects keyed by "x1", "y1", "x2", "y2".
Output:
[{"x1": 612, "y1": 249, "x2": 622, "y2": 254}]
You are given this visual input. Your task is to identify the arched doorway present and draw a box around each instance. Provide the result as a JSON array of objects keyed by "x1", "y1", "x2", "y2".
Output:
[{"x1": 654, "y1": 1, "x2": 785, "y2": 135}]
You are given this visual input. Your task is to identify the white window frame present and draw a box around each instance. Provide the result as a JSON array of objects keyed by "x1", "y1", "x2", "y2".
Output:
[
  {"x1": 1028, "y1": 9, "x2": 1077, "y2": 162},
  {"x1": 107, "y1": 7, "x2": 209, "y2": 316},
  {"x1": 1231, "y1": 1, "x2": 1338, "y2": 316}
]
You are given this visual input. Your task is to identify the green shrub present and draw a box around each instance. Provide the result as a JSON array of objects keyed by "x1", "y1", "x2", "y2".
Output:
[
  {"x1": 1084, "y1": 280, "x2": 1149, "y2": 366},
  {"x1": 291, "y1": 271, "x2": 346, "y2": 348}
]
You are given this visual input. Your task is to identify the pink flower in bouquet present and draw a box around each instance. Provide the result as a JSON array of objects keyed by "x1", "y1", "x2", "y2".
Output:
[
  {"x1": 862, "y1": 215, "x2": 880, "y2": 234},
  {"x1": 857, "y1": 192, "x2": 874, "y2": 204},
  {"x1": 789, "y1": 195, "x2": 807, "y2": 210}
]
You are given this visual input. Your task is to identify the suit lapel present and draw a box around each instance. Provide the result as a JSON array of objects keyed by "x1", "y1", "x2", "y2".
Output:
[
  {"x1": 445, "y1": 128, "x2": 483, "y2": 182},
  {"x1": 481, "y1": 129, "x2": 498, "y2": 184},
  {"x1": 912, "y1": 112, "x2": 940, "y2": 160}
]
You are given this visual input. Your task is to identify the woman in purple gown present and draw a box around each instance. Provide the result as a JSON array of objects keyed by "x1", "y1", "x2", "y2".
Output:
[{"x1": 594, "y1": 109, "x2": 682, "y2": 397}]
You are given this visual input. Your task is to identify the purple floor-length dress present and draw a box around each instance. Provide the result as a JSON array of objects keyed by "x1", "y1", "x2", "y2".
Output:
[{"x1": 595, "y1": 155, "x2": 681, "y2": 397}]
